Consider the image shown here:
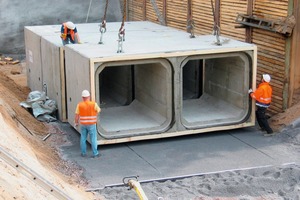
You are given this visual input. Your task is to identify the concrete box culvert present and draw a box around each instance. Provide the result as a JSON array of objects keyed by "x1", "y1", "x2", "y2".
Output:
[
  {"x1": 25, "y1": 21, "x2": 257, "y2": 145},
  {"x1": 181, "y1": 52, "x2": 251, "y2": 129},
  {"x1": 94, "y1": 59, "x2": 173, "y2": 139}
]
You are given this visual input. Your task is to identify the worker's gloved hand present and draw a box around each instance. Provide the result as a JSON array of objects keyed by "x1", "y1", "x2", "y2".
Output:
[
  {"x1": 60, "y1": 33, "x2": 66, "y2": 38},
  {"x1": 248, "y1": 88, "x2": 253, "y2": 94}
]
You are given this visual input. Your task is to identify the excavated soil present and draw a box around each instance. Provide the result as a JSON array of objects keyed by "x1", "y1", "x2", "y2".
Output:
[{"x1": 0, "y1": 60, "x2": 97, "y2": 200}]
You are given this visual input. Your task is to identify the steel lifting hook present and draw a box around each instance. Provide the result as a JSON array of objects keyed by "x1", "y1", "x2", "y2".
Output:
[
  {"x1": 117, "y1": 28, "x2": 125, "y2": 53},
  {"x1": 213, "y1": 24, "x2": 221, "y2": 46},
  {"x1": 99, "y1": 20, "x2": 107, "y2": 44}
]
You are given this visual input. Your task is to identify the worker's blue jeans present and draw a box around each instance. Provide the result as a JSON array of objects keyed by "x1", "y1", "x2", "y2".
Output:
[{"x1": 80, "y1": 124, "x2": 99, "y2": 156}]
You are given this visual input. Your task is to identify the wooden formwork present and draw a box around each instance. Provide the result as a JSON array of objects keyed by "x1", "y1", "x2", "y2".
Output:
[{"x1": 127, "y1": 0, "x2": 300, "y2": 115}]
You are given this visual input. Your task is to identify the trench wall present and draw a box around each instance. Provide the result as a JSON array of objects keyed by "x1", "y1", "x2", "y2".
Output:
[{"x1": 127, "y1": 0, "x2": 300, "y2": 115}]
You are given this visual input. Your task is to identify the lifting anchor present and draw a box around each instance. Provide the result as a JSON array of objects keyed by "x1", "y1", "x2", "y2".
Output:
[
  {"x1": 211, "y1": 0, "x2": 221, "y2": 46},
  {"x1": 123, "y1": 176, "x2": 148, "y2": 200},
  {"x1": 187, "y1": 16, "x2": 195, "y2": 38},
  {"x1": 117, "y1": 26, "x2": 125, "y2": 53},
  {"x1": 98, "y1": 20, "x2": 106, "y2": 44}
]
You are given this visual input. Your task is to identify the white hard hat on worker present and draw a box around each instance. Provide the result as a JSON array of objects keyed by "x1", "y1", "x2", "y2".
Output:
[
  {"x1": 66, "y1": 21, "x2": 75, "y2": 30},
  {"x1": 262, "y1": 74, "x2": 271, "y2": 83},
  {"x1": 81, "y1": 90, "x2": 90, "y2": 97}
]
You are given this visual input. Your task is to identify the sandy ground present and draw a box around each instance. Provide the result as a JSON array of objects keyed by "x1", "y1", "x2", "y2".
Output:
[{"x1": 0, "y1": 59, "x2": 299, "y2": 200}]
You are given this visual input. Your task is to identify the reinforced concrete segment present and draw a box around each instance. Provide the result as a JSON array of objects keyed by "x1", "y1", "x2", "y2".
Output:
[{"x1": 24, "y1": 21, "x2": 257, "y2": 145}]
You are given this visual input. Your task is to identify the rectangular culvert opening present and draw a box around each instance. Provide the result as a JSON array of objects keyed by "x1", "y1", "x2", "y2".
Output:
[
  {"x1": 181, "y1": 52, "x2": 251, "y2": 129},
  {"x1": 96, "y1": 59, "x2": 172, "y2": 139}
]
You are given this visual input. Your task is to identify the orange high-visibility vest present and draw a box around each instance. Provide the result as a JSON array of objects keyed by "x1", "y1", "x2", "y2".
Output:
[
  {"x1": 250, "y1": 82, "x2": 272, "y2": 106},
  {"x1": 61, "y1": 23, "x2": 75, "y2": 41},
  {"x1": 78, "y1": 101, "x2": 98, "y2": 125}
]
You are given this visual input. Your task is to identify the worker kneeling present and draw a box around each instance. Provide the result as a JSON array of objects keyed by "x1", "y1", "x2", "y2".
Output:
[{"x1": 60, "y1": 21, "x2": 81, "y2": 45}]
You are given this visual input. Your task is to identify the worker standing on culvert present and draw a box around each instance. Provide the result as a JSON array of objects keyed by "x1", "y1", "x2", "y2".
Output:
[
  {"x1": 74, "y1": 90, "x2": 101, "y2": 158},
  {"x1": 60, "y1": 21, "x2": 81, "y2": 45},
  {"x1": 249, "y1": 74, "x2": 274, "y2": 136}
]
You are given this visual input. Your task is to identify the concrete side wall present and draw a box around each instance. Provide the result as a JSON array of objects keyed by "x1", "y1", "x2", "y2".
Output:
[
  {"x1": 41, "y1": 37, "x2": 64, "y2": 120},
  {"x1": 65, "y1": 48, "x2": 91, "y2": 122},
  {"x1": 0, "y1": 0, "x2": 121, "y2": 54},
  {"x1": 24, "y1": 29, "x2": 43, "y2": 91}
]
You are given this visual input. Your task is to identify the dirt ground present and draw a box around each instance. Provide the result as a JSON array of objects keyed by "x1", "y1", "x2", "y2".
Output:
[
  {"x1": 0, "y1": 59, "x2": 99, "y2": 199},
  {"x1": 0, "y1": 59, "x2": 299, "y2": 200}
]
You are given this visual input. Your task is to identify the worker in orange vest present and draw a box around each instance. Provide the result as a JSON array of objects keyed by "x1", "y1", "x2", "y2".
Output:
[
  {"x1": 60, "y1": 21, "x2": 81, "y2": 45},
  {"x1": 249, "y1": 74, "x2": 274, "y2": 136},
  {"x1": 75, "y1": 90, "x2": 101, "y2": 158}
]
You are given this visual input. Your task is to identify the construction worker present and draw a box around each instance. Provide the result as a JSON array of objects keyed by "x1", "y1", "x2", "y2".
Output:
[
  {"x1": 60, "y1": 21, "x2": 81, "y2": 45},
  {"x1": 249, "y1": 74, "x2": 274, "y2": 136},
  {"x1": 74, "y1": 90, "x2": 101, "y2": 158}
]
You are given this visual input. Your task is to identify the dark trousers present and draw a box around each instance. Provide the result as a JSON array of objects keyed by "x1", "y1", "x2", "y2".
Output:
[{"x1": 256, "y1": 106, "x2": 273, "y2": 133}]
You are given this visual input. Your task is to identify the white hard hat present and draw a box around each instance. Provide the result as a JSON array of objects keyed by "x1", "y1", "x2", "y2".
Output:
[
  {"x1": 66, "y1": 21, "x2": 75, "y2": 30},
  {"x1": 81, "y1": 90, "x2": 90, "y2": 97},
  {"x1": 262, "y1": 74, "x2": 271, "y2": 83}
]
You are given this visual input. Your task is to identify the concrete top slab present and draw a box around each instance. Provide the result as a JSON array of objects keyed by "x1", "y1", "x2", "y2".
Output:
[
  {"x1": 65, "y1": 21, "x2": 256, "y2": 60},
  {"x1": 26, "y1": 21, "x2": 256, "y2": 60}
]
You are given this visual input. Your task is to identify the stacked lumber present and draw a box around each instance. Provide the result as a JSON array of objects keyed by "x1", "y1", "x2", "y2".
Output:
[
  {"x1": 220, "y1": 0, "x2": 247, "y2": 41},
  {"x1": 252, "y1": 0, "x2": 289, "y2": 114}
]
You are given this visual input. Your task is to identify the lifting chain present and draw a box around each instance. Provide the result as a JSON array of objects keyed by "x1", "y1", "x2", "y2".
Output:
[
  {"x1": 211, "y1": 0, "x2": 221, "y2": 45},
  {"x1": 99, "y1": 0, "x2": 109, "y2": 44},
  {"x1": 117, "y1": 0, "x2": 126, "y2": 53}
]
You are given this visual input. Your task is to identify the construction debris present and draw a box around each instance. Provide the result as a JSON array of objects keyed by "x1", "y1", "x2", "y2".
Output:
[
  {"x1": 4, "y1": 57, "x2": 13, "y2": 61},
  {"x1": 0, "y1": 56, "x2": 20, "y2": 65},
  {"x1": 0, "y1": 61, "x2": 7, "y2": 65},
  {"x1": 20, "y1": 91, "x2": 58, "y2": 123}
]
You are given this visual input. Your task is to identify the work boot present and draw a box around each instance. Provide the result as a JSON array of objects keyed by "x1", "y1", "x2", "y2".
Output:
[
  {"x1": 91, "y1": 154, "x2": 101, "y2": 158},
  {"x1": 264, "y1": 131, "x2": 276, "y2": 137}
]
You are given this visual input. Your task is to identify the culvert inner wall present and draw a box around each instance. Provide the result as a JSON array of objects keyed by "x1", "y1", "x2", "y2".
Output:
[
  {"x1": 181, "y1": 52, "x2": 251, "y2": 129},
  {"x1": 95, "y1": 59, "x2": 173, "y2": 139}
]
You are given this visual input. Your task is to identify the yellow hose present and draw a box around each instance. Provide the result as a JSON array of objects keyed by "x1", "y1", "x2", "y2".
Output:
[{"x1": 128, "y1": 180, "x2": 148, "y2": 200}]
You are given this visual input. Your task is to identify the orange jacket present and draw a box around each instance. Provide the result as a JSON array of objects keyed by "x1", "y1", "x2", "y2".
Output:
[
  {"x1": 61, "y1": 23, "x2": 75, "y2": 41},
  {"x1": 77, "y1": 101, "x2": 98, "y2": 125},
  {"x1": 250, "y1": 82, "x2": 272, "y2": 107}
]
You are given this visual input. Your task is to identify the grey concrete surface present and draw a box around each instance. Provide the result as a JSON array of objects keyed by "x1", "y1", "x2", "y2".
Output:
[
  {"x1": 0, "y1": 0, "x2": 121, "y2": 54},
  {"x1": 58, "y1": 122, "x2": 300, "y2": 190}
]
